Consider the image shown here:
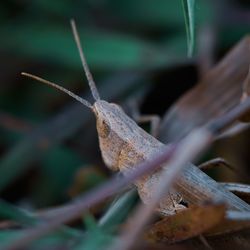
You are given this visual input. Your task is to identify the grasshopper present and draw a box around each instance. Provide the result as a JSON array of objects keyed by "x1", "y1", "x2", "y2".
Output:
[{"x1": 22, "y1": 20, "x2": 250, "y2": 215}]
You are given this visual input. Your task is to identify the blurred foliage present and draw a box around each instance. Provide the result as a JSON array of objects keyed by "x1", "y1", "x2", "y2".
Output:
[
  {"x1": 182, "y1": 0, "x2": 196, "y2": 57},
  {"x1": 0, "y1": 0, "x2": 249, "y2": 249}
]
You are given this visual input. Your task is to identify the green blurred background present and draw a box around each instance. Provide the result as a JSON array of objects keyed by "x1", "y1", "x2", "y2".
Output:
[{"x1": 0, "y1": 0, "x2": 249, "y2": 208}]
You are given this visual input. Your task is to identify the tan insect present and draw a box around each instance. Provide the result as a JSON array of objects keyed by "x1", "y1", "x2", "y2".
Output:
[{"x1": 22, "y1": 20, "x2": 250, "y2": 216}]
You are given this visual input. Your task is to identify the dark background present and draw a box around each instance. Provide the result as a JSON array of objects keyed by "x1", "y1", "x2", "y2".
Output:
[{"x1": 0, "y1": 0, "x2": 249, "y2": 208}]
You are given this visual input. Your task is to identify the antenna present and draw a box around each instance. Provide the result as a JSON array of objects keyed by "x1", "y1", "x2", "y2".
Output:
[
  {"x1": 21, "y1": 72, "x2": 92, "y2": 109},
  {"x1": 70, "y1": 19, "x2": 100, "y2": 101}
]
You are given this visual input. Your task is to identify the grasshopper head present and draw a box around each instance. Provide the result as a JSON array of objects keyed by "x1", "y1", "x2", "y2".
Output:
[{"x1": 93, "y1": 100, "x2": 131, "y2": 171}]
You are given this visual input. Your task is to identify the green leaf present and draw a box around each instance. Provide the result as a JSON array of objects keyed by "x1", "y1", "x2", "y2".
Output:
[
  {"x1": 73, "y1": 228, "x2": 113, "y2": 250},
  {"x1": 105, "y1": 0, "x2": 185, "y2": 28},
  {"x1": 98, "y1": 189, "x2": 137, "y2": 229},
  {"x1": 0, "y1": 199, "x2": 81, "y2": 238},
  {"x1": 0, "y1": 200, "x2": 36, "y2": 226},
  {"x1": 181, "y1": 0, "x2": 196, "y2": 57},
  {"x1": 0, "y1": 23, "x2": 179, "y2": 71},
  {"x1": 32, "y1": 145, "x2": 83, "y2": 206},
  {"x1": 0, "y1": 230, "x2": 78, "y2": 250},
  {"x1": 83, "y1": 213, "x2": 98, "y2": 230}
]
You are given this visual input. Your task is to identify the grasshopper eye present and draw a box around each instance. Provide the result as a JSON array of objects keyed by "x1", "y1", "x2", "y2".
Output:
[{"x1": 97, "y1": 118, "x2": 111, "y2": 138}]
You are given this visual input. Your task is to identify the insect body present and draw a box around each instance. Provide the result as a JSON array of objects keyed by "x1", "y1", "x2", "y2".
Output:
[
  {"x1": 94, "y1": 100, "x2": 185, "y2": 214},
  {"x1": 22, "y1": 20, "x2": 250, "y2": 216}
]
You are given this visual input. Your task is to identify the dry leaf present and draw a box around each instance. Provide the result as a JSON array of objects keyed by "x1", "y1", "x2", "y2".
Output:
[
  {"x1": 159, "y1": 36, "x2": 250, "y2": 142},
  {"x1": 206, "y1": 211, "x2": 250, "y2": 237},
  {"x1": 145, "y1": 203, "x2": 226, "y2": 243},
  {"x1": 175, "y1": 229, "x2": 250, "y2": 250}
]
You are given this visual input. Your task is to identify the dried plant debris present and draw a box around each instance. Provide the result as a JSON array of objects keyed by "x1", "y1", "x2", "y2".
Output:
[
  {"x1": 216, "y1": 122, "x2": 250, "y2": 140},
  {"x1": 206, "y1": 211, "x2": 250, "y2": 237},
  {"x1": 145, "y1": 203, "x2": 226, "y2": 243},
  {"x1": 242, "y1": 66, "x2": 250, "y2": 101},
  {"x1": 240, "y1": 66, "x2": 250, "y2": 122},
  {"x1": 221, "y1": 183, "x2": 250, "y2": 204},
  {"x1": 146, "y1": 203, "x2": 250, "y2": 247},
  {"x1": 199, "y1": 158, "x2": 236, "y2": 173},
  {"x1": 159, "y1": 36, "x2": 250, "y2": 142}
]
